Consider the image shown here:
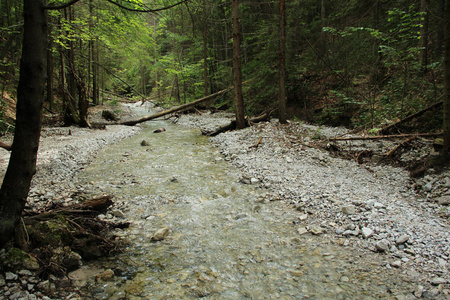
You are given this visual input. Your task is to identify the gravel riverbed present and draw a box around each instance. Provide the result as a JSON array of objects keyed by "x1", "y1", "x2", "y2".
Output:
[{"x1": 0, "y1": 103, "x2": 449, "y2": 299}]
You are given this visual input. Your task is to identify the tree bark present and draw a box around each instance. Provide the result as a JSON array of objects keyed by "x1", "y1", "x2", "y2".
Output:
[
  {"x1": 419, "y1": 0, "x2": 429, "y2": 74},
  {"x1": 278, "y1": 0, "x2": 287, "y2": 124},
  {"x1": 0, "y1": 0, "x2": 47, "y2": 247},
  {"x1": 202, "y1": 0, "x2": 209, "y2": 99},
  {"x1": 232, "y1": 0, "x2": 245, "y2": 129},
  {"x1": 443, "y1": 0, "x2": 450, "y2": 157}
]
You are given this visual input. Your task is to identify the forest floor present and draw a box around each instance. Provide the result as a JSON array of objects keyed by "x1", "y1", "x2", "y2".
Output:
[{"x1": 0, "y1": 102, "x2": 449, "y2": 299}]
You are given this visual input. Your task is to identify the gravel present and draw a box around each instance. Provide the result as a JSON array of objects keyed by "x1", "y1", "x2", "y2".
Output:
[
  {"x1": 0, "y1": 105, "x2": 449, "y2": 298},
  {"x1": 179, "y1": 113, "x2": 450, "y2": 297}
]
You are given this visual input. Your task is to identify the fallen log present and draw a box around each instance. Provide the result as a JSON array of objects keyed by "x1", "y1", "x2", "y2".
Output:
[
  {"x1": 92, "y1": 87, "x2": 233, "y2": 126},
  {"x1": 205, "y1": 112, "x2": 270, "y2": 136},
  {"x1": 380, "y1": 101, "x2": 443, "y2": 134},
  {"x1": 329, "y1": 132, "x2": 443, "y2": 141}
]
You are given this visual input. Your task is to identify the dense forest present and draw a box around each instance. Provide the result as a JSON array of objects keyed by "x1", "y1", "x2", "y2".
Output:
[
  {"x1": 0, "y1": 0, "x2": 446, "y2": 129},
  {"x1": 0, "y1": 0, "x2": 449, "y2": 245}
]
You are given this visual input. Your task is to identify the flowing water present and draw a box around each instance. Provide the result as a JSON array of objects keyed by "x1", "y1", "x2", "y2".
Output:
[{"x1": 77, "y1": 120, "x2": 413, "y2": 299}]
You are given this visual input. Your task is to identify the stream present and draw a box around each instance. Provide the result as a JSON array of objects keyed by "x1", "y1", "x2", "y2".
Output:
[{"x1": 76, "y1": 119, "x2": 414, "y2": 299}]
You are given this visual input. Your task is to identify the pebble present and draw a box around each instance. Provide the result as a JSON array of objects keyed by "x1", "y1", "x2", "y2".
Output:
[
  {"x1": 431, "y1": 277, "x2": 446, "y2": 285},
  {"x1": 437, "y1": 196, "x2": 450, "y2": 205},
  {"x1": 361, "y1": 227, "x2": 374, "y2": 239},
  {"x1": 341, "y1": 205, "x2": 356, "y2": 215},
  {"x1": 297, "y1": 227, "x2": 308, "y2": 235},
  {"x1": 151, "y1": 227, "x2": 170, "y2": 241},
  {"x1": 395, "y1": 234, "x2": 409, "y2": 245},
  {"x1": 5, "y1": 272, "x2": 18, "y2": 281},
  {"x1": 375, "y1": 240, "x2": 390, "y2": 252},
  {"x1": 391, "y1": 260, "x2": 402, "y2": 268},
  {"x1": 112, "y1": 209, "x2": 125, "y2": 218}
]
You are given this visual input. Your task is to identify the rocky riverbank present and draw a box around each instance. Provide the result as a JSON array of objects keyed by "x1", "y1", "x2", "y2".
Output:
[
  {"x1": 0, "y1": 104, "x2": 449, "y2": 299},
  {"x1": 178, "y1": 112, "x2": 450, "y2": 299}
]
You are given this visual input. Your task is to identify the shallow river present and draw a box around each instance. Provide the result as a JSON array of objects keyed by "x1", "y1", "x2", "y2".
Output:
[{"x1": 77, "y1": 120, "x2": 413, "y2": 299}]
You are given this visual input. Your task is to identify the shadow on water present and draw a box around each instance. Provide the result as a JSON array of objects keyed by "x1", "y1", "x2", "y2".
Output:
[{"x1": 77, "y1": 120, "x2": 413, "y2": 299}]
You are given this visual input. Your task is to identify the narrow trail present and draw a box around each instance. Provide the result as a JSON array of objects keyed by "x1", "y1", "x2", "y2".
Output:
[{"x1": 76, "y1": 120, "x2": 415, "y2": 299}]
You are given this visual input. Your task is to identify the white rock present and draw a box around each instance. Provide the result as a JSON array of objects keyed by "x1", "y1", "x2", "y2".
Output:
[
  {"x1": 112, "y1": 209, "x2": 125, "y2": 218},
  {"x1": 375, "y1": 239, "x2": 389, "y2": 252},
  {"x1": 297, "y1": 227, "x2": 308, "y2": 235},
  {"x1": 395, "y1": 234, "x2": 409, "y2": 245},
  {"x1": 5, "y1": 272, "x2": 18, "y2": 281},
  {"x1": 361, "y1": 227, "x2": 374, "y2": 239},
  {"x1": 299, "y1": 214, "x2": 308, "y2": 221}
]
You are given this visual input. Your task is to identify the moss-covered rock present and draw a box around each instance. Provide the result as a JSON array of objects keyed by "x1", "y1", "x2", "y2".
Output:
[
  {"x1": 27, "y1": 215, "x2": 74, "y2": 248},
  {"x1": 1, "y1": 248, "x2": 39, "y2": 271}
]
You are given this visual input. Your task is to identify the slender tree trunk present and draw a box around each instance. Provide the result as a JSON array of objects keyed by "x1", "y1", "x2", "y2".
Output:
[
  {"x1": 437, "y1": 0, "x2": 446, "y2": 58},
  {"x1": 46, "y1": 23, "x2": 54, "y2": 110},
  {"x1": 442, "y1": 0, "x2": 450, "y2": 157},
  {"x1": 202, "y1": 0, "x2": 209, "y2": 98},
  {"x1": 232, "y1": 0, "x2": 245, "y2": 129},
  {"x1": 0, "y1": 0, "x2": 47, "y2": 247},
  {"x1": 278, "y1": 0, "x2": 287, "y2": 124},
  {"x1": 419, "y1": 0, "x2": 429, "y2": 74}
]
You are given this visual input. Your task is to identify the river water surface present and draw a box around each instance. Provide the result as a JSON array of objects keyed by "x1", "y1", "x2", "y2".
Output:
[{"x1": 77, "y1": 120, "x2": 413, "y2": 299}]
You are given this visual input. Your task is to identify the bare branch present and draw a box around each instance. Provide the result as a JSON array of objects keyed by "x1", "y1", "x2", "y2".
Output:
[
  {"x1": 45, "y1": 0, "x2": 84, "y2": 10},
  {"x1": 105, "y1": 0, "x2": 189, "y2": 13}
]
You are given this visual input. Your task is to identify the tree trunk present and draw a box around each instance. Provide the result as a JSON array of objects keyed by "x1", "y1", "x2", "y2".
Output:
[
  {"x1": 437, "y1": 0, "x2": 446, "y2": 58},
  {"x1": 419, "y1": 0, "x2": 429, "y2": 74},
  {"x1": 442, "y1": 0, "x2": 450, "y2": 157},
  {"x1": 232, "y1": 0, "x2": 245, "y2": 129},
  {"x1": 0, "y1": 0, "x2": 47, "y2": 247},
  {"x1": 278, "y1": 0, "x2": 287, "y2": 124},
  {"x1": 202, "y1": 0, "x2": 209, "y2": 98},
  {"x1": 46, "y1": 25, "x2": 54, "y2": 110}
]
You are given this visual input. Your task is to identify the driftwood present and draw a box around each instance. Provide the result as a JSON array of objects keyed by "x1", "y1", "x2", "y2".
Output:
[
  {"x1": 380, "y1": 101, "x2": 443, "y2": 134},
  {"x1": 204, "y1": 112, "x2": 271, "y2": 136},
  {"x1": 26, "y1": 195, "x2": 114, "y2": 221},
  {"x1": 329, "y1": 132, "x2": 443, "y2": 141},
  {"x1": 385, "y1": 136, "x2": 417, "y2": 157},
  {"x1": 0, "y1": 141, "x2": 11, "y2": 151},
  {"x1": 249, "y1": 137, "x2": 263, "y2": 149},
  {"x1": 93, "y1": 87, "x2": 233, "y2": 126}
]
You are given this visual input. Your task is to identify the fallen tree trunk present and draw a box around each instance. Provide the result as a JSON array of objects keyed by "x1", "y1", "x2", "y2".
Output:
[
  {"x1": 204, "y1": 112, "x2": 270, "y2": 136},
  {"x1": 93, "y1": 87, "x2": 233, "y2": 126},
  {"x1": 329, "y1": 132, "x2": 443, "y2": 141},
  {"x1": 380, "y1": 101, "x2": 443, "y2": 134}
]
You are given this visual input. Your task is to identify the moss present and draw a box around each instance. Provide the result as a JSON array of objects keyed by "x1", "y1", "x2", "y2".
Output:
[
  {"x1": 27, "y1": 215, "x2": 74, "y2": 248},
  {"x1": 1, "y1": 248, "x2": 39, "y2": 271}
]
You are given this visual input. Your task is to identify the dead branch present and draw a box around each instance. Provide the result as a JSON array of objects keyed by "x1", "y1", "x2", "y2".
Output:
[
  {"x1": 329, "y1": 132, "x2": 442, "y2": 141},
  {"x1": 249, "y1": 137, "x2": 263, "y2": 149},
  {"x1": 385, "y1": 136, "x2": 416, "y2": 157},
  {"x1": 380, "y1": 101, "x2": 443, "y2": 134}
]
